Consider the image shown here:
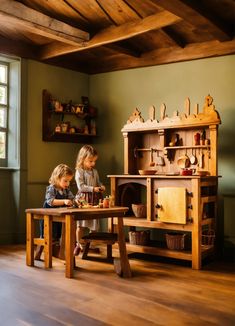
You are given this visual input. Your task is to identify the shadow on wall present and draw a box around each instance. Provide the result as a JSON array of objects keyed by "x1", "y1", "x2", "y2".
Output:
[{"x1": 223, "y1": 195, "x2": 235, "y2": 262}]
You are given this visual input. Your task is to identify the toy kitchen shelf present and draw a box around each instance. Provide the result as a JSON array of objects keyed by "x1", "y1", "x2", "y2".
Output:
[
  {"x1": 108, "y1": 95, "x2": 221, "y2": 270},
  {"x1": 42, "y1": 89, "x2": 97, "y2": 143}
]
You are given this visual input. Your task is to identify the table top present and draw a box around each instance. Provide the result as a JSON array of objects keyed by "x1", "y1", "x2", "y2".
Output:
[{"x1": 25, "y1": 206, "x2": 129, "y2": 219}]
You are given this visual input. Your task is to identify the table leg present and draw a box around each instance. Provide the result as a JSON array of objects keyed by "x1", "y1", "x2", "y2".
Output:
[
  {"x1": 59, "y1": 223, "x2": 65, "y2": 260},
  {"x1": 44, "y1": 215, "x2": 52, "y2": 268},
  {"x1": 117, "y1": 217, "x2": 132, "y2": 278},
  {"x1": 65, "y1": 214, "x2": 76, "y2": 278},
  {"x1": 26, "y1": 213, "x2": 34, "y2": 266}
]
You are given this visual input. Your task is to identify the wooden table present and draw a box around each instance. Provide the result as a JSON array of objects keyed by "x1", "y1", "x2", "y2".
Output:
[{"x1": 25, "y1": 206, "x2": 131, "y2": 278}]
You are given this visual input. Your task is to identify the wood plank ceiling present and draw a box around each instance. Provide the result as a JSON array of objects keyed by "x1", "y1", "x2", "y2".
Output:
[{"x1": 0, "y1": 0, "x2": 235, "y2": 74}]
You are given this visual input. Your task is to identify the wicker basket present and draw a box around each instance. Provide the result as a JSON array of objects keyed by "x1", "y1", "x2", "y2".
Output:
[
  {"x1": 165, "y1": 232, "x2": 186, "y2": 250},
  {"x1": 129, "y1": 230, "x2": 150, "y2": 245},
  {"x1": 202, "y1": 229, "x2": 215, "y2": 246},
  {"x1": 132, "y1": 204, "x2": 146, "y2": 218}
]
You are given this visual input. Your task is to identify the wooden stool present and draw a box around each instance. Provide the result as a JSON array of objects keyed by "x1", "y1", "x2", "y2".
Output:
[{"x1": 81, "y1": 232, "x2": 118, "y2": 261}]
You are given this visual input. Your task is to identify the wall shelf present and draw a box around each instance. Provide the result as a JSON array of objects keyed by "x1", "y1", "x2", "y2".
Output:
[{"x1": 42, "y1": 89, "x2": 97, "y2": 143}]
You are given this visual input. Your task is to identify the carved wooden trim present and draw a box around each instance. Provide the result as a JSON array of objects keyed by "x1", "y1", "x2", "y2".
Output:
[{"x1": 122, "y1": 95, "x2": 221, "y2": 132}]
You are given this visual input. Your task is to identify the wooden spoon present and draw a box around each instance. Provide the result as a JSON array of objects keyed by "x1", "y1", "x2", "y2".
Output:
[
  {"x1": 198, "y1": 149, "x2": 204, "y2": 169},
  {"x1": 149, "y1": 148, "x2": 155, "y2": 167}
]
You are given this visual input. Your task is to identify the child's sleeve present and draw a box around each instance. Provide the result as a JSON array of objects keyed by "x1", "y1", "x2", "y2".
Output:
[
  {"x1": 67, "y1": 189, "x2": 74, "y2": 199},
  {"x1": 75, "y1": 169, "x2": 94, "y2": 192},
  {"x1": 45, "y1": 185, "x2": 56, "y2": 206},
  {"x1": 96, "y1": 171, "x2": 103, "y2": 187}
]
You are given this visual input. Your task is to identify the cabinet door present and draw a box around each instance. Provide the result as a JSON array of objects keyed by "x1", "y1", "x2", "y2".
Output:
[{"x1": 158, "y1": 187, "x2": 187, "y2": 224}]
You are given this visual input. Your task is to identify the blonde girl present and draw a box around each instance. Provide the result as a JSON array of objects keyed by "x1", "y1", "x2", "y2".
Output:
[
  {"x1": 74, "y1": 145, "x2": 105, "y2": 255},
  {"x1": 40, "y1": 164, "x2": 74, "y2": 239}
]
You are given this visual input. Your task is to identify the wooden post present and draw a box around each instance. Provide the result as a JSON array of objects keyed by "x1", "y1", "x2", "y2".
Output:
[
  {"x1": 117, "y1": 217, "x2": 132, "y2": 278},
  {"x1": 65, "y1": 214, "x2": 76, "y2": 278},
  {"x1": 209, "y1": 124, "x2": 218, "y2": 176},
  {"x1": 146, "y1": 177, "x2": 152, "y2": 221},
  {"x1": 191, "y1": 179, "x2": 201, "y2": 269},
  {"x1": 123, "y1": 132, "x2": 129, "y2": 174},
  {"x1": 26, "y1": 213, "x2": 34, "y2": 267},
  {"x1": 43, "y1": 215, "x2": 52, "y2": 268}
]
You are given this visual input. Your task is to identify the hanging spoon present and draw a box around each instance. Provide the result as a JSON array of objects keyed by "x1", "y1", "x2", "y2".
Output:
[{"x1": 190, "y1": 148, "x2": 197, "y2": 165}]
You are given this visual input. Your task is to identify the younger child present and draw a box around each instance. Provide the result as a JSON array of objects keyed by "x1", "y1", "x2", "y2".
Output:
[
  {"x1": 74, "y1": 145, "x2": 105, "y2": 255},
  {"x1": 40, "y1": 163, "x2": 74, "y2": 240}
]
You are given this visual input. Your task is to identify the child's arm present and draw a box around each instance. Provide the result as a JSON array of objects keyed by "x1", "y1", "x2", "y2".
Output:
[
  {"x1": 94, "y1": 170, "x2": 106, "y2": 192},
  {"x1": 52, "y1": 198, "x2": 73, "y2": 206},
  {"x1": 45, "y1": 185, "x2": 73, "y2": 207},
  {"x1": 75, "y1": 169, "x2": 94, "y2": 193}
]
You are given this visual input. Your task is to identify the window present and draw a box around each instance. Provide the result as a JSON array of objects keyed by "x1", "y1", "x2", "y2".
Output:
[
  {"x1": 0, "y1": 62, "x2": 8, "y2": 164},
  {"x1": 0, "y1": 55, "x2": 21, "y2": 168}
]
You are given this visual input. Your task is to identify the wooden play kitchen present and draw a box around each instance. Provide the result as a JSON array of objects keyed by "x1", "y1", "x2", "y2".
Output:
[{"x1": 108, "y1": 95, "x2": 221, "y2": 270}]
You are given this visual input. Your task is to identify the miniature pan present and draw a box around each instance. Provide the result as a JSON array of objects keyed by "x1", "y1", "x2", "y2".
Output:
[{"x1": 177, "y1": 153, "x2": 190, "y2": 169}]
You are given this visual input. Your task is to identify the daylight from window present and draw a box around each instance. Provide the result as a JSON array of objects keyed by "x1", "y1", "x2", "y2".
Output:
[{"x1": 0, "y1": 63, "x2": 8, "y2": 159}]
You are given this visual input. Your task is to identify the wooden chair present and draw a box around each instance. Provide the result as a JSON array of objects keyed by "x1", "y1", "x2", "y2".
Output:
[{"x1": 81, "y1": 232, "x2": 118, "y2": 262}]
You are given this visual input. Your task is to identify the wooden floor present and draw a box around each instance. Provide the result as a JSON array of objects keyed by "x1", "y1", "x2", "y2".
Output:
[{"x1": 0, "y1": 245, "x2": 234, "y2": 326}]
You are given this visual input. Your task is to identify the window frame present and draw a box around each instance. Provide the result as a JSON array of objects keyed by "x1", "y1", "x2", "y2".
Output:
[{"x1": 0, "y1": 61, "x2": 9, "y2": 166}]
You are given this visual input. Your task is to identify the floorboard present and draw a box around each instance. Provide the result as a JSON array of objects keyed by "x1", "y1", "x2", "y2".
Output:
[{"x1": 0, "y1": 245, "x2": 234, "y2": 326}]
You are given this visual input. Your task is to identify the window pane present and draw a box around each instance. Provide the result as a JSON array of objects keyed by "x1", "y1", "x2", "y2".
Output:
[
  {"x1": 0, "y1": 64, "x2": 7, "y2": 83},
  {"x1": 0, "y1": 107, "x2": 6, "y2": 127},
  {"x1": 0, "y1": 85, "x2": 7, "y2": 105},
  {"x1": 0, "y1": 131, "x2": 6, "y2": 159}
]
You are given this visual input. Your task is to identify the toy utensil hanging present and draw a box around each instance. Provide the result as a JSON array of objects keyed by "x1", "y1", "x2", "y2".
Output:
[
  {"x1": 156, "y1": 150, "x2": 165, "y2": 166},
  {"x1": 149, "y1": 148, "x2": 155, "y2": 166},
  {"x1": 177, "y1": 152, "x2": 190, "y2": 169},
  {"x1": 190, "y1": 148, "x2": 197, "y2": 165},
  {"x1": 198, "y1": 148, "x2": 204, "y2": 169}
]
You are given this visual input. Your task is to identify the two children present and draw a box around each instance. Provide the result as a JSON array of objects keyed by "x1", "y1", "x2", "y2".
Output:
[{"x1": 42, "y1": 145, "x2": 105, "y2": 256}]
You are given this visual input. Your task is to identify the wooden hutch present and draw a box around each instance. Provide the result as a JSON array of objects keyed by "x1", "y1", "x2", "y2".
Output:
[{"x1": 108, "y1": 95, "x2": 221, "y2": 270}]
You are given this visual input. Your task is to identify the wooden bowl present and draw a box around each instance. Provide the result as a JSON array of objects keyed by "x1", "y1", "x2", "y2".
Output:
[
  {"x1": 197, "y1": 171, "x2": 208, "y2": 176},
  {"x1": 138, "y1": 170, "x2": 157, "y2": 175}
]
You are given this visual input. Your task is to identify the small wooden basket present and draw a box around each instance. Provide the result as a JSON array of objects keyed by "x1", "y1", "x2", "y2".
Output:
[
  {"x1": 202, "y1": 229, "x2": 215, "y2": 246},
  {"x1": 165, "y1": 232, "x2": 186, "y2": 250},
  {"x1": 129, "y1": 230, "x2": 150, "y2": 245},
  {"x1": 132, "y1": 204, "x2": 146, "y2": 218}
]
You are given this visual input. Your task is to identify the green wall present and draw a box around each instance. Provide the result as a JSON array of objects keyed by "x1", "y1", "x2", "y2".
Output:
[
  {"x1": 1, "y1": 55, "x2": 235, "y2": 257},
  {"x1": 26, "y1": 60, "x2": 90, "y2": 208}
]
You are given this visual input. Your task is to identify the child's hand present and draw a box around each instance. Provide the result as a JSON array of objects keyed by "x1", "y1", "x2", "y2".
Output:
[
  {"x1": 64, "y1": 199, "x2": 73, "y2": 206},
  {"x1": 94, "y1": 186, "x2": 104, "y2": 193},
  {"x1": 100, "y1": 185, "x2": 106, "y2": 192}
]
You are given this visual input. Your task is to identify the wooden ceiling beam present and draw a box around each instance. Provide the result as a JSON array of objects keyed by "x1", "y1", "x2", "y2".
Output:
[
  {"x1": 86, "y1": 39, "x2": 235, "y2": 74},
  {"x1": 148, "y1": 0, "x2": 231, "y2": 42},
  {"x1": 103, "y1": 44, "x2": 141, "y2": 58},
  {"x1": 162, "y1": 26, "x2": 186, "y2": 48},
  {"x1": 0, "y1": 0, "x2": 89, "y2": 46},
  {"x1": 0, "y1": 35, "x2": 38, "y2": 59},
  {"x1": 39, "y1": 10, "x2": 182, "y2": 60}
]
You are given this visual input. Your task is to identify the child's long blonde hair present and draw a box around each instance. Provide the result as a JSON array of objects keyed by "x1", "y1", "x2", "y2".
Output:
[
  {"x1": 49, "y1": 164, "x2": 74, "y2": 187},
  {"x1": 75, "y1": 145, "x2": 98, "y2": 169}
]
